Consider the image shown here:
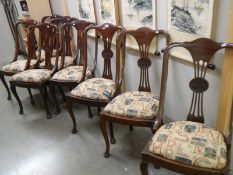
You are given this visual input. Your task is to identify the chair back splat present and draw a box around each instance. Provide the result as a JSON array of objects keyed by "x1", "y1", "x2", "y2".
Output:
[
  {"x1": 85, "y1": 23, "x2": 125, "y2": 80},
  {"x1": 27, "y1": 23, "x2": 59, "y2": 73},
  {"x1": 122, "y1": 27, "x2": 170, "y2": 92},
  {"x1": 60, "y1": 20, "x2": 94, "y2": 70},
  {"x1": 158, "y1": 39, "x2": 233, "y2": 126}
]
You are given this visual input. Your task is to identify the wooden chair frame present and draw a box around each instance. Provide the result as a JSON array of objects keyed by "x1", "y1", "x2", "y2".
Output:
[
  {"x1": 65, "y1": 23, "x2": 126, "y2": 134},
  {"x1": 140, "y1": 39, "x2": 233, "y2": 175},
  {"x1": 99, "y1": 27, "x2": 170, "y2": 158},
  {"x1": 48, "y1": 19, "x2": 95, "y2": 114},
  {"x1": 9, "y1": 22, "x2": 59, "y2": 119},
  {"x1": 0, "y1": 19, "x2": 38, "y2": 100}
]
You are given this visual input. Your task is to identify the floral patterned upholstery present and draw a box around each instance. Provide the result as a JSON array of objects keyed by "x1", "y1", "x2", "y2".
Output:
[
  {"x1": 2, "y1": 60, "x2": 37, "y2": 73},
  {"x1": 36, "y1": 49, "x2": 57, "y2": 61},
  {"x1": 12, "y1": 69, "x2": 52, "y2": 83},
  {"x1": 51, "y1": 65, "x2": 92, "y2": 82},
  {"x1": 149, "y1": 121, "x2": 227, "y2": 169},
  {"x1": 103, "y1": 91, "x2": 159, "y2": 119},
  {"x1": 40, "y1": 56, "x2": 74, "y2": 68},
  {"x1": 70, "y1": 78, "x2": 115, "y2": 100}
]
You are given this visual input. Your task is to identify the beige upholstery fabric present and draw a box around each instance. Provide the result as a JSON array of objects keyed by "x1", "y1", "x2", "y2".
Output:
[
  {"x1": 51, "y1": 65, "x2": 92, "y2": 82},
  {"x1": 2, "y1": 60, "x2": 37, "y2": 72},
  {"x1": 36, "y1": 49, "x2": 57, "y2": 61},
  {"x1": 12, "y1": 69, "x2": 52, "y2": 83},
  {"x1": 104, "y1": 91, "x2": 159, "y2": 119},
  {"x1": 149, "y1": 121, "x2": 227, "y2": 169},
  {"x1": 40, "y1": 56, "x2": 74, "y2": 69},
  {"x1": 70, "y1": 78, "x2": 115, "y2": 100}
]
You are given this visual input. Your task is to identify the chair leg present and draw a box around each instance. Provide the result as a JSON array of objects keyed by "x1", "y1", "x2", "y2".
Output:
[
  {"x1": 99, "y1": 118, "x2": 110, "y2": 158},
  {"x1": 27, "y1": 88, "x2": 35, "y2": 105},
  {"x1": 49, "y1": 86, "x2": 60, "y2": 115},
  {"x1": 88, "y1": 105, "x2": 93, "y2": 118},
  {"x1": 129, "y1": 125, "x2": 134, "y2": 131},
  {"x1": 10, "y1": 83, "x2": 23, "y2": 115},
  {"x1": 58, "y1": 86, "x2": 66, "y2": 102},
  {"x1": 140, "y1": 161, "x2": 149, "y2": 175},
  {"x1": 39, "y1": 86, "x2": 51, "y2": 119},
  {"x1": 65, "y1": 100, "x2": 77, "y2": 134},
  {"x1": 0, "y1": 74, "x2": 11, "y2": 100},
  {"x1": 98, "y1": 107, "x2": 101, "y2": 115},
  {"x1": 109, "y1": 122, "x2": 116, "y2": 144}
]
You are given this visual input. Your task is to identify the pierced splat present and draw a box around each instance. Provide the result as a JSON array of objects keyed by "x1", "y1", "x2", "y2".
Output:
[
  {"x1": 50, "y1": 16, "x2": 76, "y2": 56},
  {"x1": 88, "y1": 23, "x2": 125, "y2": 79},
  {"x1": 181, "y1": 38, "x2": 225, "y2": 123},
  {"x1": 60, "y1": 20, "x2": 93, "y2": 68},
  {"x1": 29, "y1": 23, "x2": 58, "y2": 70},
  {"x1": 127, "y1": 27, "x2": 170, "y2": 92}
]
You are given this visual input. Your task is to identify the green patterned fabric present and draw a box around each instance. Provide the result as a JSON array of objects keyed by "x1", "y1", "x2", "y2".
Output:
[
  {"x1": 70, "y1": 78, "x2": 115, "y2": 100},
  {"x1": 104, "y1": 91, "x2": 159, "y2": 119},
  {"x1": 149, "y1": 121, "x2": 227, "y2": 169},
  {"x1": 12, "y1": 69, "x2": 52, "y2": 83},
  {"x1": 2, "y1": 60, "x2": 37, "y2": 72},
  {"x1": 51, "y1": 65, "x2": 92, "y2": 82}
]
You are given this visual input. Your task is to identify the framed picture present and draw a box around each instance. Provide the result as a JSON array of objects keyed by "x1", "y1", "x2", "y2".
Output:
[
  {"x1": 95, "y1": 0, "x2": 119, "y2": 24},
  {"x1": 168, "y1": 0, "x2": 215, "y2": 62},
  {"x1": 119, "y1": 0, "x2": 157, "y2": 54},
  {"x1": 120, "y1": 0, "x2": 156, "y2": 29},
  {"x1": 77, "y1": 0, "x2": 96, "y2": 22}
]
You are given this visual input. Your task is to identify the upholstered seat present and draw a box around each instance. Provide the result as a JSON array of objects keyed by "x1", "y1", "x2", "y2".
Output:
[
  {"x1": 40, "y1": 56, "x2": 74, "y2": 68},
  {"x1": 51, "y1": 65, "x2": 92, "y2": 82},
  {"x1": 149, "y1": 121, "x2": 227, "y2": 169},
  {"x1": 104, "y1": 91, "x2": 159, "y2": 119},
  {"x1": 2, "y1": 60, "x2": 37, "y2": 72},
  {"x1": 70, "y1": 78, "x2": 115, "y2": 100},
  {"x1": 12, "y1": 69, "x2": 52, "y2": 83}
]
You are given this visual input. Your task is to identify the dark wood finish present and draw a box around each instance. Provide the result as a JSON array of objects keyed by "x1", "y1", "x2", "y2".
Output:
[
  {"x1": 140, "y1": 38, "x2": 233, "y2": 175},
  {"x1": 9, "y1": 22, "x2": 59, "y2": 119},
  {"x1": 65, "y1": 23, "x2": 125, "y2": 133},
  {"x1": 48, "y1": 20, "x2": 95, "y2": 114},
  {"x1": 99, "y1": 27, "x2": 170, "y2": 158},
  {"x1": 0, "y1": 19, "x2": 38, "y2": 100}
]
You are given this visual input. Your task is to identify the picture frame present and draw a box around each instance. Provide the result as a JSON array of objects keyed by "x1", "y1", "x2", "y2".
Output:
[
  {"x1": 77, "y1": 0, "x2": 96, "y2": 37},
  {"x1": 119, "y1": 0, "x2": 157, "y2": 54},
  {"x1": 168, "y1": 0, "x2": 215, "y2": 62},
  {"x1": 95, "y1": 0, "x2": 119, "y2": 25},
  {"x1": 77, "y1": 0, "x2": 96, "y2": 22}
]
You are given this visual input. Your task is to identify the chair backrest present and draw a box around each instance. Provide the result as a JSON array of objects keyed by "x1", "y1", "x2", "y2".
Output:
[
  {"x1": 13, "y1": 19, "x2": 38, "y2": 62},
  {"x1": 27, "y1": 22, "x2": 59, "y2": 72},
  {"x1": 159, "y1": 38, "x2": 233, "y2": 125},
  {"x1": 85, "y1": 23, "x2": 125, "y2": 80},
  {"x1": 59, "y1": 19, "x2": 94, "y2": 69},
  {"x1": 119, "y1": 27, "x2": 170, "y2": 92},
  {"x1": 41, "y1": 14, "x2": 62, "y2": 23},
  {"x1": 47, "y1": 16, "x2": 76, "y2": 56}
]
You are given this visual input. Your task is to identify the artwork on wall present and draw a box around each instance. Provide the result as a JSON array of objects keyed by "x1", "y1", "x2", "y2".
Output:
[
  {"x1": 168, "y1": 0, "x2": 215, "y2": 62},
  {"x1": 120, "y1": 0, "x2": 156, "y2": 29},
  {"x1": 96, "y1": 0, "x2": 117, "y2": 24},
  {"x1": 77, "y1": 0, "x2": 96, "y2": 22},
  {"x1": 119, "y1": 0, "x2": 157, "y2": 54}
]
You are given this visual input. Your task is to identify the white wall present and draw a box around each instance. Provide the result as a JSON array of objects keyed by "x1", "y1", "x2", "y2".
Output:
[
  {"x1": 51, "y1": 0, "x2": 230, "y2": 127},
  {"x1": 0, "y1": 1, "x2": 15, "y2": 62}
]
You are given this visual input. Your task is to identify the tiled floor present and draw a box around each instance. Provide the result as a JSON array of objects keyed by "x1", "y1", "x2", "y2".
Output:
[{"x1": 0, "y1": 60, "x2": 232, "y2": 175}]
